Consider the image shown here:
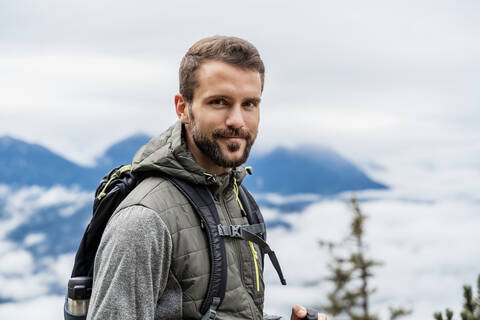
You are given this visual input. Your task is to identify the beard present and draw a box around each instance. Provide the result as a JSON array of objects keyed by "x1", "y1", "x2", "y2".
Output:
[{"x1": 189, "y1": 113, "x2": 256, "y2": 169}]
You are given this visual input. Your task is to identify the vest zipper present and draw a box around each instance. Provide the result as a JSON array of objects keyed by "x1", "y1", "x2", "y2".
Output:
[
  {"x1": 233, "y1": 177, "x2": 259, "y2": 292},
  {"x1": 220, "y1": 192, "x2": 258, "y2": 318},
  {"x1": 249, "y1": 241, "x2": 260, "y2": 292},
  {"x1": 220, "y1": 195, "x2": 246, "y2": 285}
]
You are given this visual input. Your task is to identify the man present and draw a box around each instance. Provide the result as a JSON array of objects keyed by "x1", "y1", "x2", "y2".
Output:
[{"x1": 87, "y1": 36, "x2": 323, "y2": 320}]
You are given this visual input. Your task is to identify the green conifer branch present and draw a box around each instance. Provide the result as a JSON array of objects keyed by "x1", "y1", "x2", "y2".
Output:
[
  {"x1": 434, "y1": 275, "x2": 480, "y2": 320},
  {"x1": 319, "y1": 196, "x2": 410, "y2": 320}
]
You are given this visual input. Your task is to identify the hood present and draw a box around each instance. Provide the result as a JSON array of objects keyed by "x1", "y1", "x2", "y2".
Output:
[{"x1": 131, "y1": 121, "x2": 247, "y2": 194}]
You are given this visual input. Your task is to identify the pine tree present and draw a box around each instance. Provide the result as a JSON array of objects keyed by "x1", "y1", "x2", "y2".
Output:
[
  {"x1": 434, "y1": 275, "x2": 480, "y2": 320},
  {"x1": 319, "y1": 197, "x2": 411, "y2": 320}
]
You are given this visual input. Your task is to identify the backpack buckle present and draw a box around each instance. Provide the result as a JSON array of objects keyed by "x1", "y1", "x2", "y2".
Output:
[
  {"x1": 217, "y1": 224, "x2": 243, "y2": 238},
  {"x1": 206, "y1": 309, "x2": 217, "y2": 320},
  {"x1": 201, "y1": 297, "x2": 221, "y2": 320},
  {"x1": 230, "y1": 225, "x2": 242, "y2": 237}
]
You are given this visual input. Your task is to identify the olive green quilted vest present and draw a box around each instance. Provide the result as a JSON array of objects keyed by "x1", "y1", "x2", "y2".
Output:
[{"x1": 113, "y1": 121, "x2": 265, "y2": 319}]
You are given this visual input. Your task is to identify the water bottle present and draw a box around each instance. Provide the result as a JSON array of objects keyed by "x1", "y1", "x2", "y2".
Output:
[{"x1": 64, "y1": 277, "x2": 92, "y2": 320}]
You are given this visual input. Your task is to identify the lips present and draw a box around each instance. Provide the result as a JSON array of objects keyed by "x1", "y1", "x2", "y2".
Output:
[
  {"x1": 220, "y1": 136, "x2": 245, "y2": 143},
  {"x1": 212, "y1": 128, "x2": 251, "y2": 142}
]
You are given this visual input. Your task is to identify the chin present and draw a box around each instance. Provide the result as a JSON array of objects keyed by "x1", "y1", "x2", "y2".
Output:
[
  {"x1": 223, "y1": 148, "x2": 244, "y2": 158},
  {"x1": 223, "y1": 154, "x2": 243, "y2": 163},
  {"x1": 222, "y1": 152, "x2": 246, "y2": 166}
]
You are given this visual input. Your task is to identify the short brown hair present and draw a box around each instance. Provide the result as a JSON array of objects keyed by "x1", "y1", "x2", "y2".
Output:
[{"x1": 179, "y1": 35, "x2": 265, "y2": 103}]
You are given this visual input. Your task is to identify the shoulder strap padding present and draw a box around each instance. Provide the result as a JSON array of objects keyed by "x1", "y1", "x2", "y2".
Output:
[
  {"x1": 238, "y1": 184, "x2": 267, "y2": 270},
  {"x1": 165, "y1": 176, "x2": 228, "y2": 315},
  {"x1": 238, "y1": 185, "x2": 265, "y2": 239}
]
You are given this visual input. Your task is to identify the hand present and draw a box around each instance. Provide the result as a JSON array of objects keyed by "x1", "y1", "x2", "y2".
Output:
[
  {"x1": 290, "y1": 305, "x2": 307, "y2": 320},
  {"x1": 290, "y1": 305, "x2": 327, "y2": 320}
]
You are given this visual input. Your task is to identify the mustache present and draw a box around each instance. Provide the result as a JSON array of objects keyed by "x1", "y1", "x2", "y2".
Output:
[{"x1": 212, "y1": 127, "x2": 251, "y2": 140}]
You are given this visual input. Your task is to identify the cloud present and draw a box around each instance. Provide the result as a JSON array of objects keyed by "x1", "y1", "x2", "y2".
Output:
[
  {"x1": 0, "y1": 185, "x2": 92, "y2": 238},
  {"x1": 261, "y1": 190, "x2": 480, "y2": 319},
  {"x1": 0, "y1": 247, "x2": 74, "y2": 301},
  {"x1": 23, "y1": 233, "x2": 46, "y2": 247},
  {"x1": 0, "y1": 295, "x2": 65, "y2": 320},
  {"x1": 0, "y1": 53, "x2": 178, "y2": 166},
  {"x1": 0, "y1": 248, "x2": 34, "y2": 276},
  {"x1": 0, "y1": 162, "x2": 478, "y2": 319},
  {"x1": 252, "y1": 141, "x2": 480, "y2": 318},
  {"x1": 0, "y1": 185, "x2": 86, "y2": 302},
  {"x1": 0, "y1": 1, "x2": 479, "y2": 168},
  {"x1": 0, "y1": 273, "x2": 49, "y2": 301}
]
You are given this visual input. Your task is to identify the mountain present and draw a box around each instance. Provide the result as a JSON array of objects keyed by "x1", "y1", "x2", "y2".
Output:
[
  {"x1": 0, "y1": 134, "x2": 388, "y2": 300},
  {"x1": 0, "y1": 134, "x2": 387, "y2": 195},
  {"x1": 95, "y1": 133, "x2": 152, "y2": 170},
  {"x1": 243, "y1": 147, "x2": 387, "y2": 195},
  {"x1": 0, "y1": 136, "x2": 96, "y2": 189},
  {"x1": 0, "y1": 134, "x2": 152, "y2": 191}
]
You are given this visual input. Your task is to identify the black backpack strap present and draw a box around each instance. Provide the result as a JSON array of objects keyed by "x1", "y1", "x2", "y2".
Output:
[
  {"x1": 238, "y1": 185, "x2": 264, "y2": 229},
  {"x1": 241, "y1": 229, "x2": 287, "y2": 285},
  {"x1": 166, "y1": 176, "x2": 227, "y2": 318},
  {"x1": 216, "y1": 221, "x2": 286, "y2": 286},
  {"x1": 238, "y1": 184, "x2": 266, "y2": 264},
  {"x1": 235, "y1": 185, "x2": 287, "y2": 286}
]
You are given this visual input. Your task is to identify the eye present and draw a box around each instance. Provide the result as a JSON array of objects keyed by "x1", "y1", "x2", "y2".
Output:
[
  {"x1": 209, "y1": 98, "x2": 228, "y2": 105},
  {"x1": 242, "y1": 100, "x2": 259, "y2": 108}
]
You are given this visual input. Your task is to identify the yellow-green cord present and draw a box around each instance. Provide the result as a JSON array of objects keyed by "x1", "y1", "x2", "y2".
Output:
[
  {"x1": 233, "y1": 177, "x2": 244, "y2": 211},
  {"x1": 249, "y1": 241, "x2": 260, "y2": 291},
  {"x1": 97, "y1": 165, "x2": 132, "y2": 200}
]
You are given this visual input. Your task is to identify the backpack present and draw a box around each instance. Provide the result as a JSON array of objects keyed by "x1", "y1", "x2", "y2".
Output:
[{"x1": 64, "y1": 165, "x2": 286, "y2": 320}]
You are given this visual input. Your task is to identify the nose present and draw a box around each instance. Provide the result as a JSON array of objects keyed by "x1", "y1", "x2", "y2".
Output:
[{"x1": 225, "y1": 104, "x2": 245, "y2": 129}]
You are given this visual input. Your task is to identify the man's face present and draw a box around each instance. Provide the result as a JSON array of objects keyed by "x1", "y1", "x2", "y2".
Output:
[{"x1": 183, "y1": 60, "x2": 261, "y2": 171}]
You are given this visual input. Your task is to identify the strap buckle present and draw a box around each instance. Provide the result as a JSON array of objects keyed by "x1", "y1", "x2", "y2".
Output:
[
  {"x1": 205, "y1": 309, "x2": 217, "y2": 320},
  {"x1": 217, "y1": 224, "x2": 242, "y2": 238},
  {"x1": 230, "y1": 225, "x2": 242, "y2": 237},
  {"x1": 201, "y1": 297, "x2": 221, "y2": 320},
  {"x1": 217, "y1": 223, "x2": 266, "y2": 238}
]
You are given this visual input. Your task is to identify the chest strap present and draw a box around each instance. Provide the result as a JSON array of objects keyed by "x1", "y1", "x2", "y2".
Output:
[
  {"x1": 217, "y1": 223, "x2": 266, "y2": 238},
  {"x1": 217, "y1": 223, "x2": 287, "y2": 286}
]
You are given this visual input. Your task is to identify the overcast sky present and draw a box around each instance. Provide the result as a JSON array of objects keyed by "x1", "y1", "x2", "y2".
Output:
[{"x1": 1, "y1": 0, "x2": 479, "y2": 173}]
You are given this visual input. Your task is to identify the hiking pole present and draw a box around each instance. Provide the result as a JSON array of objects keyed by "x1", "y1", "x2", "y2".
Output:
[{"x1": 302, "y1": 308, "x2": 326, "y2": 320}]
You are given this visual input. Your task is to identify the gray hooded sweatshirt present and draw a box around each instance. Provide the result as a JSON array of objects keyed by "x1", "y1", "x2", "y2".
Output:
[{"x1": 87, "y1": 121, "x2": 267, "y2": 320}]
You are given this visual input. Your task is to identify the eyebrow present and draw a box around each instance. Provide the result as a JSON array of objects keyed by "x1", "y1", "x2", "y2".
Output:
[
  {"x1": 204, "y1": 95, "x2": 261, "y2": 104},
  {"x1": 205, "y1": 95, "x2": 231, "y2": 101},
  {"x1": 244, "y1": 97, "x2": 262, "y2": 104}
]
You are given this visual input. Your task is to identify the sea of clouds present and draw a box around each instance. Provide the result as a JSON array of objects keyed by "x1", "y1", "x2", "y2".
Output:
[
  {"x1": 3, "y1": 111, "x2": 478, "y2": 320},
  {"x1": 263, "y1": 159, "x2": 480, "y2": 319},
  {"x1": 0, "y1": 185, "x2": 90, "y2": 319},
  {"x1": 1, "y1": 160, "x2": 479, "y2": 320}
]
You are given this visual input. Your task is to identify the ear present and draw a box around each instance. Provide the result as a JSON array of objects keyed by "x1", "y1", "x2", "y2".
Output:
[{"x1": 175, "y1": 94, "x2": 190, "y2": 124}]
